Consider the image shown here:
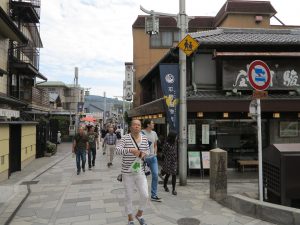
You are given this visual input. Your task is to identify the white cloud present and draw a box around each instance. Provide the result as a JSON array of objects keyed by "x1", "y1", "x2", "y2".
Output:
[{"x1": 40, "y1": 0, "x2": 300, "y2": 98}]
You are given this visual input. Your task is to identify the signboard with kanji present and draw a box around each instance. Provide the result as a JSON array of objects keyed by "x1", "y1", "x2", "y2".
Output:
[{"x1": 178, "y1": 34, "x2": 199, "y2": 56}]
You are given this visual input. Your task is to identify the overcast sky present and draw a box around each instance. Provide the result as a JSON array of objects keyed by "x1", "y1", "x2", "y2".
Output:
[{"x1": 39, "y1": 0, "x2": 300, "y2": 98}]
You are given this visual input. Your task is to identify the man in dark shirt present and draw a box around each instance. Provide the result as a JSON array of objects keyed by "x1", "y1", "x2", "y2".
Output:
[
  {"x1": 87, "y1": 126, "x2": 99, "y2": 169},
  {"x1": 73, "y1": 127, "x2": 89, "y2": 175}
]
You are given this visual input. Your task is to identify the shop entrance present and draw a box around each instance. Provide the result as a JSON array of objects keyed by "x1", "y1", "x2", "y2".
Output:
[
  {"x1": 9, "y1": 124, "x2": 21, "y2": 176},
  {"x1": 194, "y1": 119, "x2": 268, "y2": 168}
]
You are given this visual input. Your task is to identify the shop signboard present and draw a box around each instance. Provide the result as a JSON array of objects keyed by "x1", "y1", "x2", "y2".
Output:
[
  {"x1": 201, "y1": 151, "x2": 210, "y2": 169},
  {"x1": 202, "y1": 124, "x2": 210, "y2": 144},
  {"x1": 124, "y1": 63, "x2": 134, "y2": 101},
  {"x1": 188, "y1": 151, "x2": 201, "y2": 169},
  {"x1": 222, "y1": 59, "x2": 300, "y2": 90},
  {"x1": 188, "y1": 124, "x2": 196, "y2": 144},
  {"x1": 0, "y1": 108, "x2": 19, "y2": 118}
]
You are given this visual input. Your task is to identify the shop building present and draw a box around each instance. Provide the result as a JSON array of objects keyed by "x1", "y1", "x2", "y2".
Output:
[
  {"x1": 129, "y1": 2, "x2": 300, "y2": 168},
  {"x1": 0, "y1": 0, "x2": 48, "y2": 181}
]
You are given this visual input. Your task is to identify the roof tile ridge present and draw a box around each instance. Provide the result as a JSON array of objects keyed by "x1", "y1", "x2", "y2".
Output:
[{"x1": 190, "y1": 28, "x2": 223, "y2": 38}]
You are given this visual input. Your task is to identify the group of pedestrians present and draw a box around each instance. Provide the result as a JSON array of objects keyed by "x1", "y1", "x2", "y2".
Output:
[
  {"x1": 72, "y1": 119, "x2": 178, "y2": 225},
  {"x1": 72, "y1": 126, "x2": 100, "y2": 175}
]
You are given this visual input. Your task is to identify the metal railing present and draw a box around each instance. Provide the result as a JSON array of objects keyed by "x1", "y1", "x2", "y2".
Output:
[
  {"x1": 10, "y1": 42, "x2": 40, "y2": 70},
  {"x1": 10, "y1": 0, "x2": 41, "y2": 18}
]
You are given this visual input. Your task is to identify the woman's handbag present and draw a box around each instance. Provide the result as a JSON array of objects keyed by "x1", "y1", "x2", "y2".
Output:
[
  {"x1": 130, "y1": 135, "x2": 151, "y2": 176},
  {"x1": 143, "y1": 161, "x2": 151, "y2": 176}
]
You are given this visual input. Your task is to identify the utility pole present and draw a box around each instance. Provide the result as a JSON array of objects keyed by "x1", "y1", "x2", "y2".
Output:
[
  {"x1": 141, "y1": 0, "x2": 188, "y2": 185},
  {"x1": 178, "y1": 0, "x2": 188, "y2": 186}
]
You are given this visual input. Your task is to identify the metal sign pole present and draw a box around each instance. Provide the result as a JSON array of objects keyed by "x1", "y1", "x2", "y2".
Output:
[{"x1": 256, "y1": 98, "x2": 263, "y2": 201}]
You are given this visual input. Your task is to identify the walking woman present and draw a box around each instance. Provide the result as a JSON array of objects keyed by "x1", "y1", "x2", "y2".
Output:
[
  {"x1": 116, "y1": 119, "x2": 150, "y2": 225},
  {"x1": 162, "y1": 130, "x2": 178, "y2": 195}
]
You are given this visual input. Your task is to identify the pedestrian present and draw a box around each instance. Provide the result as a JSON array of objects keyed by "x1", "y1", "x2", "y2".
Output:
[
  {"x1": 103, "y1": 126, "x2": 117, "y2": 167},
  {"x1": 116, "y1": 119, "x2": 150, "y2": 225},
  {"x1": 116, "y1": 126, "x2": 122, "y2": 140},
  {"x1": 87, "y1": 126, "x2": 99, "y2": 170},
  {"x1": 162, "y1": 130, "x2": 178, "y2": 195},
  {"x1": 57, "y1": 131, "x2": 61, "y2": 144},
  {"x1": 100, "y1": 127, "x2": 106, "y2": 142},
  {"x1": 141, "y1": 119, "x2": 162, "y2": 202},
  {"x1": 94, "y1": 124, "x2": 99, "y2": 135},
  {"x1": 72, "y1": 127, "x2": 89, "y2": 175}
]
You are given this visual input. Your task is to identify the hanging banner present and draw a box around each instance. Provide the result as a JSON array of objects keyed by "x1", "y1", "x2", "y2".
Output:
[{"x1": 159, "y1": 64, "x2": 179, "y2": 132}]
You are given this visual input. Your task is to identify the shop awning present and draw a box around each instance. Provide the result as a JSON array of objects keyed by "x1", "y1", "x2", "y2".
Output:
[
  {"x1": 187, "y1": 98, "x2": 300, "y2": 112},
  {"x1": 214, "y1": 51, "x2": 300, "y2": 58},
  {"x1": 128, "y1": 98, "x2": 165, "y2": 117},
  {"x1": 0, "y1": 6, "x2": 28, "y2": 43}
]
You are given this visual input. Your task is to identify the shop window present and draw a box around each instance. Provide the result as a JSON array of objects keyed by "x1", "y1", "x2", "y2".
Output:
[
  {"x1": 194, "y1": 119, "x2": 268, "y2": 168},
  {"x1": 150, "y1": 31, "x2": 177, "y2": 48},
  {"x1": 11, "y1": 74, "x2": 17, "y2": 86},
  {"x1": 279, "y1": 121, "x2": 299, "y2": 137}
]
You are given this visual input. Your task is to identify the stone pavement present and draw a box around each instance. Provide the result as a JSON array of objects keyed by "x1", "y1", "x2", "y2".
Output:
[{"x1": 0, "y1": 142, "x2": 274, "y2": 225}]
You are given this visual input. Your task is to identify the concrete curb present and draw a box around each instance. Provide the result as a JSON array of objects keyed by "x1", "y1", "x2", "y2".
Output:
[{"x1": 221, "y1": 194, "x2": 300, "y2": 225}]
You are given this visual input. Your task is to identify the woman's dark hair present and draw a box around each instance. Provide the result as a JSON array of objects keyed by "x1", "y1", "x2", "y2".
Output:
[
  {"x1": 166, "y1": 130, "x2": 177, "y2": 144},
  {"x1": 142, "y1": 119, "x2": 151, "y2": 129}
]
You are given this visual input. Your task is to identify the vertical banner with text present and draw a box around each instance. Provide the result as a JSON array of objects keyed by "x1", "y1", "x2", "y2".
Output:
[{"x1": 159, "y1": 64, "x2": 180, "y2": 133}]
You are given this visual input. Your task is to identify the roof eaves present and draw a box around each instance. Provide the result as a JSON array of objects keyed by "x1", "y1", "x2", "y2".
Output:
[{"x1": 139, "y1": 48, "x2": 178, "y2": 83}]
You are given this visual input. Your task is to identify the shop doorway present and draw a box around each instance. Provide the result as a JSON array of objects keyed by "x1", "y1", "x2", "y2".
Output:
[{"x1": 9, "y1": 124, "x2": 21, "y2": 176}]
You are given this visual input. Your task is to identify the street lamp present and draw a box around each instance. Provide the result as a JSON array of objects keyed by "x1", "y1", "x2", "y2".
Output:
[{"x1": 141, "y1": 0, "x2": 188, "y2": 185}]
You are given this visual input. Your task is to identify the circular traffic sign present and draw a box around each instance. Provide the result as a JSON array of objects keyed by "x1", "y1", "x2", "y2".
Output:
[{"x1": 248, "y1": 60, "x2": 271, "y2": 91}]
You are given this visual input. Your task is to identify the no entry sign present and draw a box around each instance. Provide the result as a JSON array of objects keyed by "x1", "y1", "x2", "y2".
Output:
[{"x1": 248, "y1": 60, "x2": 271, "y2": 91}]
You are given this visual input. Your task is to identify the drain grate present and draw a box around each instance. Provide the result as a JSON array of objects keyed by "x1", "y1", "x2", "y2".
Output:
[
  {"x1": 20, "y1": 180, "x2": 39, "y2": 185},
  {"x1": 177, "y1": 218, "x2": 200, "y2": 225}
]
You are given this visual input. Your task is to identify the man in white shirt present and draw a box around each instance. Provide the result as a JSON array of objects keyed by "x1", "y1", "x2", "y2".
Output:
[{"x1": 142, "y1": 119, "x2": 162, "y2": 202}]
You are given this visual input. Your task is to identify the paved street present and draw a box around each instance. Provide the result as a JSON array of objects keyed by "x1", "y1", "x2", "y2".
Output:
[{"x1": 0, "y1": 142, "x2": 274, "y2": 225}]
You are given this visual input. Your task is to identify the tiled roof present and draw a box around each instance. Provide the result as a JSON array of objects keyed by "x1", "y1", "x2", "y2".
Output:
[
  {"x1": 187, "y1": 90, "x2": 300, "y2": 100},
  {"x1": 133, "y1": 1, "x2": 277, "y2": 29},
  {"x1": 132, "y1": 15, "x2": 214, "y2": 30},
  {"x1": 191, "y1": 28, "x2": 300, "y2": 46},
  {"x1": 37, "y1": 81, "x2": 67, "y2": 87},
  {"x1": 214, "y1": 0, "x2": 277, "y2": 26}
]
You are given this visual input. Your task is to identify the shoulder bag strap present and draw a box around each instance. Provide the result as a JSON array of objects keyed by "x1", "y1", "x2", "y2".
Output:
[{"x1": 130, "y1": 134, "x2": 140, "y2": 151}]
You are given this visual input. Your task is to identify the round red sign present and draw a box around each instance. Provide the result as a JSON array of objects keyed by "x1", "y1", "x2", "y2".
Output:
[{"x1": 247, "y1": 60, "x2": 271, "y2": 91}]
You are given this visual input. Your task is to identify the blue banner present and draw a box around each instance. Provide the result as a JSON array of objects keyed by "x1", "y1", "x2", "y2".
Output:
[{"x1": 159, "y1": 64, "x2": 179, "y2": 133}]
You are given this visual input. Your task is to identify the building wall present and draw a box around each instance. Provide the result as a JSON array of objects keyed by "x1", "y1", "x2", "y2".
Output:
[
  {"x1": 219, "y1": 14, "x2": 270, "y2": 28},
  {"x1": 0, "y1": 0, "x2": 8, "y2": 12},
  {"x1": 0, "y1": 124, "x2": 9, "y2": 182},
  {"x1": 133, "y1": 28, "x2": 170, "y2": 107},
  {"x1": 21, "y1": 124, "x2": 36, "y2": 169},
  {"x1": 0, "y1": 38, "x2": 8, "y2": 95}
]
